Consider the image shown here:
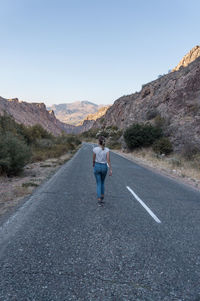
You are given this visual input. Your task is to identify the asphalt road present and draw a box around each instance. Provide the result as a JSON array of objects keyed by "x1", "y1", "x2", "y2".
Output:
[{"x1": 0, "y1": 143, "x2": 200, "y2": 301}]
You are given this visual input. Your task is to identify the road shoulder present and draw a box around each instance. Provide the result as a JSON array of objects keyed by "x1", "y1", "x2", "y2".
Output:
[{"x1": 112, "y1": 149, "x2": 200, "y2": 192}]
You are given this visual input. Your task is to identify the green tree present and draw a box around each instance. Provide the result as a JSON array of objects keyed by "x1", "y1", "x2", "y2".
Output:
[
  {"x1": 0, "y1": 132, "x2": 31, "y2": 175},
  {"x1": 124, "y1": 123, "x2": 163, "y2": 150}
]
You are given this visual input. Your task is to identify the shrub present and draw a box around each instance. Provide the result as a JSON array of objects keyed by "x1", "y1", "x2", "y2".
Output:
[
  {"x1": 96, "y1": 130, "x2": 109, "y2": 138},
  {"x1": 0, "y1": 114, "x2": 81, "y2": 172},
  {"x1": 181, "y1": 142, "x2": 200, "y2": 160},
  {"x1": 23, "y1": 124, "x2": 53, "y2": 145},
  {"x1": 107, "y1": 140, "x2": 121, "y2": 150},
  {"x1": 61, "y1": 134, "x2": 81, "y2": 146},
  {"x1": 0, "y1": 113, "x2": 18, "y2": 135},
  {"x1": 34, "y1": 138, "x2": 54, "y2": 149},
  {"x1": 0, "y1": 132, "x2": 31, "y2": 176},
  {"x1": 106, "y1": 125, "x2": 119, "y2": 131},
  {"x1": 81, "y1": 128, "x2": 100, "y2": 139},
  {"x1": 123, "y1": 123, "x2": 163, "y2": 150},
  {"x1": 152, "y1": 137, "x2": 173, "y2": 155}
]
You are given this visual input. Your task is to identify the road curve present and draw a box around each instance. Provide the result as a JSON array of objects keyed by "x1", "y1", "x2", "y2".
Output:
[{"x1": 0, "y1": 143, "x2": 200, "y2": 301}]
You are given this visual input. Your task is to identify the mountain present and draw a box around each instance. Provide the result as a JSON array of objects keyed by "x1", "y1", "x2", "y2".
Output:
[
  {"x1": 75, "y1": 105, "x2": 110, "y2": 133},
  {"x1": 0, "y1": 97, "x2": 75, "y2": 135},
  {"x1": 93, "y1": 47, "x2": 200, "y2": 150},
  {"x1": 81, "y1": 105, "x2": 110, "y2": 123},
  {"x1": 47, "y1": 101, "x2": 104, "y2": 126},
  {"x1": 173, "y1": 45, "x2": 200, "y2": 71}
]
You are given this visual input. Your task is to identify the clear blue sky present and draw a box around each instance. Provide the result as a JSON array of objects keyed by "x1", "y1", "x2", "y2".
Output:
[{"x1": 0, "y1": 0, "x2": 199, "y2": 105}]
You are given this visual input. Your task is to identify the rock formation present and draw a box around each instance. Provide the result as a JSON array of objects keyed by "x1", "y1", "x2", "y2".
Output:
[
  {"x1": 0, "y1": 97, "x2": 75, "y2": 135},
  {"x1": 93, "y1": 50, "x2": 200, "y2": 150},
  {"x1": 75, "y1": 105, "x2": 110, "y2": 133},
  {"x1": 80, "y1": 105, "x2": 110, "y2": 124},
  {"x1": 173, "y1": 45, "x2": 200, "y2": 71}
]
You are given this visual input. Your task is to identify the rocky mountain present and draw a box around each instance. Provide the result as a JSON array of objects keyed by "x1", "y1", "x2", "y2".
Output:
[
  {"x1": 75, "y1": 105, "x2": 110, "y2": 133},
  {"x1": 47, "y1": 101, "x2": 104, "y2": 126},
  {"x1": 173, "y1": 45, "x2": 200, "y2": 71},
  {"x1": 93, "y1": 47, "x2": 200, "y2": 150},
  {"x1": 80, "y1": 105, "x2": 110, "y2": 124},
  {"x1": 0, "y1": 97, "x2": 75, "y2": 135}
]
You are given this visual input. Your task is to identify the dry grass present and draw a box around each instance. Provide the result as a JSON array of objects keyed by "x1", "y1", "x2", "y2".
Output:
[{"x1": 113, "y1": 148, "x2": 200, "y2": 190}]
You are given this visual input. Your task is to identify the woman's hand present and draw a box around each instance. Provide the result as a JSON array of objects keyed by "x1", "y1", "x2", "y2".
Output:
[{"x1": 109, "y1": 169, "x2": 112, "y2": 176}]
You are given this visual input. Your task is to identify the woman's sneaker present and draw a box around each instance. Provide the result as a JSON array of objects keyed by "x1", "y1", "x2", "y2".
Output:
[{"x1": 98, "y1": 199, "x2": 104, "y2": 206}]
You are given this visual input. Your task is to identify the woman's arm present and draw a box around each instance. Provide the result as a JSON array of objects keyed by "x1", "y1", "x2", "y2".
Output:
[
  {"x1": 93, "y1": 153, "x2": 96, "y2": 167},
  {"x1": 106, "y1": 151, "x2": 112, "y2": 176}
]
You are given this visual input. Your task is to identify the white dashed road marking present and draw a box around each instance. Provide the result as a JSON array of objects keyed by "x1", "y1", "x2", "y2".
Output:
[{"x1": 127, "y1": 186, "x2": 161, "y2": 224}]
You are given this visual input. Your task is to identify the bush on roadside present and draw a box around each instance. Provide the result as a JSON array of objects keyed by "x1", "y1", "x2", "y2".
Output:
[
  {"x1": 123, "y1": 123, "x2": 163, "y2": 150},
  {"x1": 31, "y1": 143, "x2": 73, "y2": 162},
  {"x1": 0, "y1": 114, "x2": 81, "y2": 175},
  {"x1": 152, "y1": 137, "x2": 173, "y2": 155},
  {"x1": 22, "y1": 124, "x2": 53, "y2": 145},
  {"x1": 181, "y1": 142, "x2": 200, "y2": 160},
  {"x1": 31, "y1": 134, "x2": 80, "y2": 162},
  {"x1": 81, "y1": 128, "x2": 100, "y2": 139},
  {"x1": 96, "y1": 130, "x2": 109, "y2": 138},
  {"x1": 56, "y1": 134, "x2": 81, "y2": 146},
  {"x1": 107, "y1": 140, "x2": 121, "y2": 150},
  {"x1": 0, "y1": 132, "x2": 31, "y2": 176}
]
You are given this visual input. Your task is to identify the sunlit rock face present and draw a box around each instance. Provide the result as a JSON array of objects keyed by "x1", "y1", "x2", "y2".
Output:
[
  {"x1": 173, "y1": 45, "x2": 200, "y2": 71},
  {"x1": 93, "y1": 47, "x2": 200, "y2": 151}
]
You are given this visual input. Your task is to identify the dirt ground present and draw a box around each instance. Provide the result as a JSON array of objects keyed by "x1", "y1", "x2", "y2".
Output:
[{"x1": 0, "y1": 152, "x2": 73, "y2": 219}]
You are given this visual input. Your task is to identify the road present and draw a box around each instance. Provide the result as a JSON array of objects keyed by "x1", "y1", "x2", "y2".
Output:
[{"x1": 0, "y1": 143, "x2": 200, "y2": 301}]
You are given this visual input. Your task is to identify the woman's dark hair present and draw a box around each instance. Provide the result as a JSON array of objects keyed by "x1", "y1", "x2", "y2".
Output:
[{"x1": 99, "y1": 136, "x2": 106, "y2": 150}]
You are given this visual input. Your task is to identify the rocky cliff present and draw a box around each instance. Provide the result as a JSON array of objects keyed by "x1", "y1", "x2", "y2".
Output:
[
  {"x1": 81, "y1": 105, "x2": 110, "y2": 123},
  {"x1": 75, "y1": 105, "x2": 110, "y2": 133},
  {"x1": 0, "y1": 97, "x2": 75, "y2": 135},
  {"x1": 173, "y1": 45, "x2": 200, "y2": 71},
  {"x1": 93, "y1": 49, "x2": 200, "y2": 150}
]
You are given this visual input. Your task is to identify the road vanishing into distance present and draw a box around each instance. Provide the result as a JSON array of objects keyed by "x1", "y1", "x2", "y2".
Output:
[{"x1": 0, "y1": 143, "x2": 200, "y2": 301}]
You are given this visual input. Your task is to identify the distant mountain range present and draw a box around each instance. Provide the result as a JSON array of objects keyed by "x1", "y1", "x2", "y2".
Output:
[{"x1": 47, "y1": 101, "x2": 106, "y2": 126}]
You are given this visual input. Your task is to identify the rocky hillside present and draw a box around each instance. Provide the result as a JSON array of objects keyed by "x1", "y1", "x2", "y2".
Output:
[
  {"x1": 74, "y1": 105, "x2": 110, "y2": 133},
  {"x1": 0, "y1": 97, "x2": 75, "y2": 135},
  {"x1": 173, "y1": 45, "x2": 200, "y2": 71},
  {"x1": 93, "y1": 48, "x2": 200, "y2": 150},
  {"x1": 48, "y1": 101, "x2": 104, "y2": 126},
  {"x1": 80, "y1": 105, "x2": 110, "y2": 124}
]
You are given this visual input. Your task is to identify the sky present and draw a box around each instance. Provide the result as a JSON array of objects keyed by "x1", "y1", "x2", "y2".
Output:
[{"x1": 0, "y1": 0, "x2": 200, "y2": 106}]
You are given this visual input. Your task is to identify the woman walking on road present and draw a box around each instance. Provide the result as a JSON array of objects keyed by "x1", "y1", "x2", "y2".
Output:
[{"x1": 93, "y1": 136, "x2": 112, "y2": 205}]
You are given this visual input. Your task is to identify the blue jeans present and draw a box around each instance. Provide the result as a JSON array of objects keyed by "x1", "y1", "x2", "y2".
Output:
[{"x1": 94, "y1": 162, "x2": 108, "y2": 199}]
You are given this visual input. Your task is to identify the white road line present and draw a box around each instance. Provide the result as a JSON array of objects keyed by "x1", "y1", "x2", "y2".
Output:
[{"x1": 126, "y1": 186, "x2": 161, "y2": 224}]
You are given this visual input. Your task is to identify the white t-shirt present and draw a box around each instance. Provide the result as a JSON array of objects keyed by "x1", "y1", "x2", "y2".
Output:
[{"x1": 93, "y1": 146, "x2": 109, "y2": 164}]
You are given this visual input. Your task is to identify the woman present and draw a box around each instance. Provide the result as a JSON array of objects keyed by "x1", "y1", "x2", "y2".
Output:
[{"x1": 93, "y1": 136, "x2": 112, "y2": 205}]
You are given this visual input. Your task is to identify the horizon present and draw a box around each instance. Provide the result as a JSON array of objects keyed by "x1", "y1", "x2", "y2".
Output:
[{"x1": 0, "y1": 0, "x2": 200, "y2": 105}]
